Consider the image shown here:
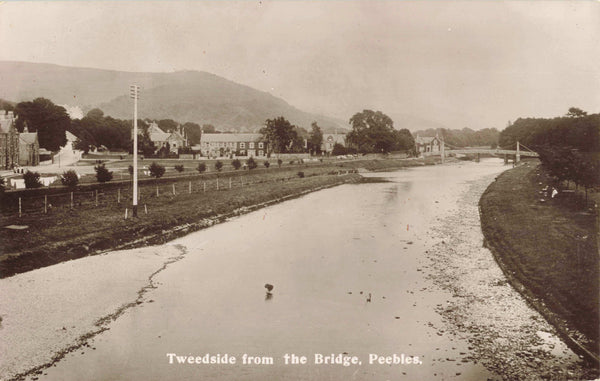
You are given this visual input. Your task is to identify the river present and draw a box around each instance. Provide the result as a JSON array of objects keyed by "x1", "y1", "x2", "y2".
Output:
[{"x1": 5, "y1": 159, "x2": 588, "y2": 381}]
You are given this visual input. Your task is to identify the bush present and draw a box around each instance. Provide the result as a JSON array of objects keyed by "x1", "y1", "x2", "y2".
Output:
[
  {"x1": 215, "y1": 160, "x2": 223, "y2": 172},
  {"x1": 94, "y1": 164, "x2": 113, "y2": 183},
  {"x1": 197, "y1": 163, "x2": 207, "y2": 173},
  {"x1": 232, "y1": 159, "x2": 241, "y2": 170},
  {"x1": 60, "y1": 170, "x2": 79, "y2": 188},
  {"x1": 264, "y1": 161, "x2": 270, "y2": 169},
  {"x1": 277, "y1": 159, "x2": 283, "y2": 168},
  {"x1": 246, "y1": 157, "x2": 257, "y2": 170},
  {"x1": 23, "y1": 171, "x2": 43, "y2": 189},
  {"x1": 149, "y1": 162, "x2": 166, "y2": 178},
  {"x1": 297, "y1": 171, "x2": 305, "y2": 178},
  {"x1": 174, "y1": 164, "x2": 184, "y2": 173},
  {"x1": 289, "y1": 160, "x2": 295, "y2": 164},
  {"x1": 128, "y1": 165, "x2": 134, "y2": 176},
  {"x1": 331, "y1": 143, "x2": 346, "y2": 156}
]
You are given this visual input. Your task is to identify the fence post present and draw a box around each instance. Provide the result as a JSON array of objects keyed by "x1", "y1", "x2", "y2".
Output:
[
  {"x1": 229, "y1": 177, "x2": 232, "y2": 189},
  {"x1": 44, "y1": 195, "x2": 47, "y2": 214},
  {"x1": 95, "y1": 189, "x2": 98, "y2": 206},
  {"x1": 189, "y1": 181, "x2": 192, "y2": 194},
  {"x1": 125, "y1": 208, "x2": 128, "y2": 219},
  {"x1": 172, "y1": 183, "x2": 176, "y2": 195},
  {"x1": 241, "y1": 176, "x2": 244, "y2": 186},
  {"x1": 217, "y1": 178, "x2": 219, "y2": 190},
  {"x1": 203, "y1": 181, "x2": 206, "y2": 192},
  {"x1": 144, "y1": 204, "x2": 148, "y2": 214},
  {"x1": 70, "y1": 192, "x2": 73, "y2": 209},
  {"x1": 19, "y1": 197, "x2": 22, "y2": 218},
  {"x1": 118, "y1": 188, "x2": 121, "y2": 203},
  {"x1": 156, "y1": 185, "x2": 159, "y2": 197}
]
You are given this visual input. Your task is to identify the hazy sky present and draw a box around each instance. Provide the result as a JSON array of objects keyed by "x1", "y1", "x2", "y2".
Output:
[{"x1": 0, "y1": 1, "x2": 598, "y2": 130}]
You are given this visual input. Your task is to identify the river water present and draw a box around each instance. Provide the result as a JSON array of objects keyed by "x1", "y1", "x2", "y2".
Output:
[{"x1": 36, "y1": 159, "x2": 566, "y2": 380}]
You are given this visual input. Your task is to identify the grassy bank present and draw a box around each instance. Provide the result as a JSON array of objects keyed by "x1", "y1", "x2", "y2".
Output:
[
  {"x1": 0, "y1": 157, "x2": 434, "y2": 278},
  {"x1": 479, "y1": 161, "x2": 599, "y2": 362}
]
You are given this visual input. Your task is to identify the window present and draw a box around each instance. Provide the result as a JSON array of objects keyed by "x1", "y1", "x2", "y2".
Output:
[
  {"x1": 249, "y1": 142, "x2": 255, "y2": 149},
  {"x1": 240, "y1": 142, "x2": 246, "y2": 149},
  {"x1": 258, "y1": 150, "x2": 264, "y2": 156},
  {"x1": 239, "y1": 150, "x2": 246, "y2": 156},
  {"x1": 258, "y1": 142, "x2": 264, "y2": 149}
]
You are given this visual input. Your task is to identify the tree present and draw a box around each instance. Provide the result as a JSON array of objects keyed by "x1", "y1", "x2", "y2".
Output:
[
  {"x1": 182, "y1": 122, "x2": 202, "y2": 145},
  {"x1": 149, "y1": 162, "x2": 165, "y2": 178},
  {"x1": 15, "y1": 98, "x2": 69, "y2": 151},
  {"x1": 174, "y1": 165, "x2": 184, "y2": 173},
  {"x1": 347, "y1": 110, "x2": 397, "y2": 153},
  {"x1": 60, "y1": 170, "x2": 79, "y2": 188},
  {"x1": 197, "y1": 163, "x2": 207, "y2": 173},
  {"x1": 393, "y1": 128, "x2": 415, "y2": 151},
  {"x1": 95, "y1": 164, "x2": 113, "y2": 183},
  {"x1": 158, "y1": 119, "x2": 179, "y2": 132},
  {"x1": 331, "y1": 143, "x2": 346, "y2": 155},
  {"x1": 232, "y1": 159, "x2": 242, "y2": 170},
  {"x1": 215, "y1": 160, "x2": 223, "y2": 172},
  {"x1": 264, "y1": 161, "x2": 270, "y2": 169},
  {"x1": 260, "y1": 116, "x2": 299, "y2": 154},
  {"x1": 246, "y1": 157, "x2": 257, "y2": 170},
  {"x1": 566, "y1": 107, "x2": 587, "y2": 118},
  {"x1": 308, "y1": 122, "x2": 323, "y2": 154},
  {"x1": 202, "y1": 124, "x2": 217, "y2": 133},
  {"x1": 24, "y1": 171, "x2": 43, "y2": 188}
]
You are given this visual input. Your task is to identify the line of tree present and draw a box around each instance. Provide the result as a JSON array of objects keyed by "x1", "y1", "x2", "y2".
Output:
[
  {"x1": 499, "y1": 108, "x2": 599, "y2": 152},
  {"x1": 501, "y1": 108, "x2": 599, "y2": 203}
]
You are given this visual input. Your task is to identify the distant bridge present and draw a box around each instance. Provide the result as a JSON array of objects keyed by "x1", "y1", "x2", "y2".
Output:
[
  {"x1": 446, "y1": 149, "x2": 539, "y2": 157},
  {"x1": 422, "y1": 140, "x2": 538, "y2": 163}
]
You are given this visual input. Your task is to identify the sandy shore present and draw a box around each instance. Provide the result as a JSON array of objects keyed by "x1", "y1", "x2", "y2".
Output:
[
  {"x1": 0, "y1": 244, "x2": 187, "y2": 381},
  {"x1": 425, "y1": 173, "x2": 597, "y2": 380}
]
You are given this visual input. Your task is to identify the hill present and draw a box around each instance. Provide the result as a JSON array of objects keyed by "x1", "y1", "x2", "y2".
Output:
[{"x1": 0, "y1": 61, "x2": 347, "y2": 132}]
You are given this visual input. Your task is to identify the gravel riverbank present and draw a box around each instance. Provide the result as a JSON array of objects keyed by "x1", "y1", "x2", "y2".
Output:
[{"x1": 425, "y1": 172, "x2": 598, "y2": 380}]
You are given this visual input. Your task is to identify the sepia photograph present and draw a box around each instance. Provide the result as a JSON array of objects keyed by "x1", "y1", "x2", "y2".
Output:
[{"x1": 0, "y1": 1, "x2": 598, "y2": 380}]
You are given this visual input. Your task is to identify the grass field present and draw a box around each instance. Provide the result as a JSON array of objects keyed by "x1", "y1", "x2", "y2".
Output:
[{"x1": 479, "y1": 161, "x2": 599, "y2": 359}]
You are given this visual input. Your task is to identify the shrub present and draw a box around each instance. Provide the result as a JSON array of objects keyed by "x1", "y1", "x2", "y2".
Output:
[
  {"x1": 174, "y1": 164, "x2": 185, "y2": 173},
  {"x1": 215, "y1": 160, "x2": 223, "y2": 172},
  {"x1": 128, "y1": 165, "x2": 134, "y2": 176},
  {"x1": 197, "y1": 163, "x2": 207, "y2": 173},
  {"x1": 264, "y1": 161, "x2": 270, "y2": 169},
  {"x1": 232, "y1": 159, "x2": 242, "y2": 170},
  {"x1": 149, "y1": 162, "x2": 166, "y2": 178},
  {"x1": 246, "y1": 157, "x2": 257, "y2": 170},
  {"x1": 331, "y1": 143, "x2": 346, "y2": 156},
  {"x1": 277, "y1": 159, "x2": 283, "y2": 168},
  {"x1": 289, "y1": 160, "x2": 295, "y2": 164},
  {"x1": 297, "y1": 171, "x2": 305, "y2": 178},
  {"x1": 24, "y1": 171, "x2": 43, "y2": 188},
  {"x1": 94, "y1": 164, "x2": 113, "y2": 183},
  {"x1": 60, "y1": 170, "x2": 79, "y2": 188}
]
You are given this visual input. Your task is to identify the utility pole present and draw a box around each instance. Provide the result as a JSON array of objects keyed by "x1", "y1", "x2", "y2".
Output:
[{"x1": 130, "y1": 84, "x2": 140, "y2": 217}]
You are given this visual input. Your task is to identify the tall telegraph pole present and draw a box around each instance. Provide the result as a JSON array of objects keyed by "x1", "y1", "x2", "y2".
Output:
[{"x1": 130, "y1": 85, "x2": 140, "y2": 217}]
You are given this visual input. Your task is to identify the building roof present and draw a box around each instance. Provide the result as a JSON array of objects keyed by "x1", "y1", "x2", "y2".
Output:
[
  {"x1": 147, "y1": 122, "x2": 171, "y2": 142},
  {"x1": 201, "y1": 133, "x2": 263, "y2": 143},
  {"x1": 323, "y1": 133, "x2": 346, "y2": 145},
  {"x1": 19, "y1": 132, "x2": 38, "y2": 145},
  {"x1": 65, "y1": 131, "x2": 79, "y2": 142},
  {"x1": 415, "y1": 136, "x2": 438, "y2": 144}
]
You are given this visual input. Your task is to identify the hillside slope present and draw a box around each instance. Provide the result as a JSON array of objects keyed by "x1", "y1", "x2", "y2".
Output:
[{"x1": 0, "y1": 61, "x2": 346, "y2": 132}]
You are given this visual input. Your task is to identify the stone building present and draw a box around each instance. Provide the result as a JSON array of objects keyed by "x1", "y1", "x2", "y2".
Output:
[
  {"x1": 19, "y1": 127, "x2": 39, "y2": 166},
  {"x1": 0, "y1": 110, "x2": 20, "y2": 169},
  {"x1": 200, "y1": 133, "x2": 266, "y2": 158}
]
